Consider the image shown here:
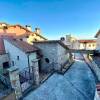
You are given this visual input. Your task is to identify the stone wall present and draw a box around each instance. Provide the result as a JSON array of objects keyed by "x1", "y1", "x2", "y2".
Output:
[
  {"x1": 83, "y1": 54, "x2": 100, "y2": 81},
  {"x1": 57, "y1": 43, "x2": 70, "y2": 69},
  {"x1": 34, "y1": 42, "x2": 70, "y2": 72},
  {"x1": 34, "y1": 42, "x2": 58, "y2": 72}
]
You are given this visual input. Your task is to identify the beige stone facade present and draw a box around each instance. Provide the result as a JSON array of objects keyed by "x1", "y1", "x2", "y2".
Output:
[{"x1": 78, "y1": 40, "x2": 96, "y2": 50}]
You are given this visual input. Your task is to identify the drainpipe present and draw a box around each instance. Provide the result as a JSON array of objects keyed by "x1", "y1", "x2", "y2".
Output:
[{"x1": 27, "y1": 54, "x2": 31, "y2": 81}]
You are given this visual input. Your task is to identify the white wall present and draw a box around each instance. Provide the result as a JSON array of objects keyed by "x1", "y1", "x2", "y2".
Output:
[
  {"x1": 79, "y1": 43, "x2": 96, "y2": 50},
  {"x1": 4, "y1": 39, "x2": 29, "y2": 71}
]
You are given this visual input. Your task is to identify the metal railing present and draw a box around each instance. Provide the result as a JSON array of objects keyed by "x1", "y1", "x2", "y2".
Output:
[
  {"x1": 19, "y1": 67, "x2": 33, "y2": 84},
  {"x1": 0, "y1": 74, "x2": 11, "y2": 88}
]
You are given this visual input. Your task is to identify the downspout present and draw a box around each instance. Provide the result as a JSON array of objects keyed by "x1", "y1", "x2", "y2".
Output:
[{"x1": 27, "y1": 53, "x2": 31, "y2": 80}]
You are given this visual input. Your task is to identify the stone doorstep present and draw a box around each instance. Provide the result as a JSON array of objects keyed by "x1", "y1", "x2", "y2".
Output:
[
  {"x1": 56, "y1": 60, "x2": 75, "y2": 75},
  {"x1": 40, "y1": 71, "x2": 54, "y2": 84}
]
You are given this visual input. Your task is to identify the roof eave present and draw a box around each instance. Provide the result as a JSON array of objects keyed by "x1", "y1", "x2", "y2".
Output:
[{"x1": 26, "y1": 50, "x2": 38, "y2": 53}]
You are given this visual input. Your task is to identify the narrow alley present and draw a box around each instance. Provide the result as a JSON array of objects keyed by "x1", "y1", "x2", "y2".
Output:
[{"x1": 24, "y1": 53, "x2": 96, "y2": 100}]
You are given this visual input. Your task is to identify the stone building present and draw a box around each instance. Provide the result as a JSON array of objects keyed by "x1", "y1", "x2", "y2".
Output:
[
  {"x1": 33, "y1": 40, "x2": 72, "y2": 72},
  {"x1": 78, "y1": 39, "x2": 96, "y2": 50},
  {"x1": 0, "y1": 22, "x2": 47, "y2": 44}
]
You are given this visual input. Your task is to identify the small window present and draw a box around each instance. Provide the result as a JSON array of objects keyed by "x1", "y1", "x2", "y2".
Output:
[
  {"x1": 12, "y1": 61, "x2": 14, "y2": 66},
  {"x1": 45, "y1": 58, "x2": 50, "y2": 63},
  {"x1": 17, "y1": 56, "x2": 19, "y2": 60},
  {"x1": 93, "y1": 44, "x2": 95, "y2": 47},
  {"x1": 26, "y1": 36, "x2": 29, "y2": 38},
  {"x1": 3, "y1": 62, "x2": 9, "y2": 69},
  {"x1": 32, "y1": 34, "x2": 34, "y2": 36},
  {"x1": 3, "y1": 26, "x2": 8, "y2": 29},
  {"x1": 20, "y1": 38, "x2": 23, "y2": 41},
  {"x1": 89, "y1": 44, "x2": 91, "y2": 47},
  {"x1": 34, "y1": 38, "x2": 37, "y2": 41}
]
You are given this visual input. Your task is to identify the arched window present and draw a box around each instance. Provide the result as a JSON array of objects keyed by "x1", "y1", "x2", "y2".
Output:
[{"x1": 45, "y1": 58, "x2": 50, "y2": 63}]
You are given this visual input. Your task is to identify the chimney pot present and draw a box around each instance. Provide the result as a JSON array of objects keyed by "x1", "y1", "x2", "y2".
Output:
[
  {"x1": 35, "y1": 28, "x2": 41, "y2": 34},
  {"x1": 25, "y1": 25, "x2": 32, "y2": 31}
]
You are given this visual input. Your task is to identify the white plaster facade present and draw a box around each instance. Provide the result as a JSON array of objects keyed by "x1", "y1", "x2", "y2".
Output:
[
  {"x1": 4, "y1": 39, "x2": 37, "y2": 71},
  {"x1": 79, "y1": 42, "x2": 96, "y2": 50}
]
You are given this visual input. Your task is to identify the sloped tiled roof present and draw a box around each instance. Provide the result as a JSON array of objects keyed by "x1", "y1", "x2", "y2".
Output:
[
  {"x1": 5, "y1": 38, "x2": 39, "y2": 53},
  {"x1": 78, "y1": 39, "x2": 96, "y2": 43},
  {"x1": 0, "y1": 23, "x2": 47, "y2": 40},
  {"x1": 33, "y1": 40, "x2": 69, "y2": 50}
]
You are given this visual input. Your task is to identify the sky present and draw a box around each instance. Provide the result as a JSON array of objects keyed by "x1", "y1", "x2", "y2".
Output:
[{"x1": 0, "y1": 0, "x2": 100, "y2": 39}]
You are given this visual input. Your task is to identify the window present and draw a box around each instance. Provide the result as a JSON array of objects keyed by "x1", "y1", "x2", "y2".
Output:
[
  {"x1": 89, "y1": 44, "x2": 91, "y2": 47},
  {"x1": 93, "y1": 44, "x2": 95, "y2": 47},
  {"x1": 3, "y1": 62, "x2": 9, "y2": 69},
  {"x1": 12, "y1": 61, "x2": 14, "y2": 66},
  {"x1": 45, "y1": 58, "x2": 50, "y2": 63},
  {"x1": 20, "y1": 38, "x2": 23, "y2": 41},
  {"x1": 26, "y1": 36, "x2": 29, "y2": 38},
  {"x1": 34, "y1": 38, "x2": 37, "y2": 41},
  {"x1": 32, "y1": 34, "x2": 34, "y2": 36},
  {"x1": 17, "y1": 56, "x2": 19, "y2": 60},
  {"x1": 3, "y1": 26, "x2": 8, "y2": 29}
]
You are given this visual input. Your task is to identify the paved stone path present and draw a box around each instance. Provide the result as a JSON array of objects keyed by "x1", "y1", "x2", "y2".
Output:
[{"x1": 24, "y1": 53, "x2": 96, "y2": 100}]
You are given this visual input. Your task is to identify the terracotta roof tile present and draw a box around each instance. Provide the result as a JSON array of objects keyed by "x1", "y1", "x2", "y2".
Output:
[
  {"x1": 5, "y1": 38, "x2": 39, "y2": 53},
  {"x1": 0, "y1": 23, "x2": 47, "y2": 40},
  {"x1": 33, "y1": 40, "x2": 69, "y2": 50},
  {"x1": 78, "y1": 39, "x2": 96, "y2": 43}
]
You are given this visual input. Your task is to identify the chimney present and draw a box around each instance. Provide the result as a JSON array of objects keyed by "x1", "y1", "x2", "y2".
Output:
[
  {"x1": 35, "y1": 28, "x2": 41, "y2": 34},
  {"x1": 25, "y1": 25, "x2": 32, "y2": 31},
  {"x1": 60, "y1": 37, "x2": 65, "y2": 41}
]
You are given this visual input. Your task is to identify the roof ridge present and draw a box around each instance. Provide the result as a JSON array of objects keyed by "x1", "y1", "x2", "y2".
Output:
[
  {"x1": 4, "y1": 38, "x2": 38, "y2": 53},
  {"x1": 7, "y1": 24, "x2": 47, "y2": 40}
]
